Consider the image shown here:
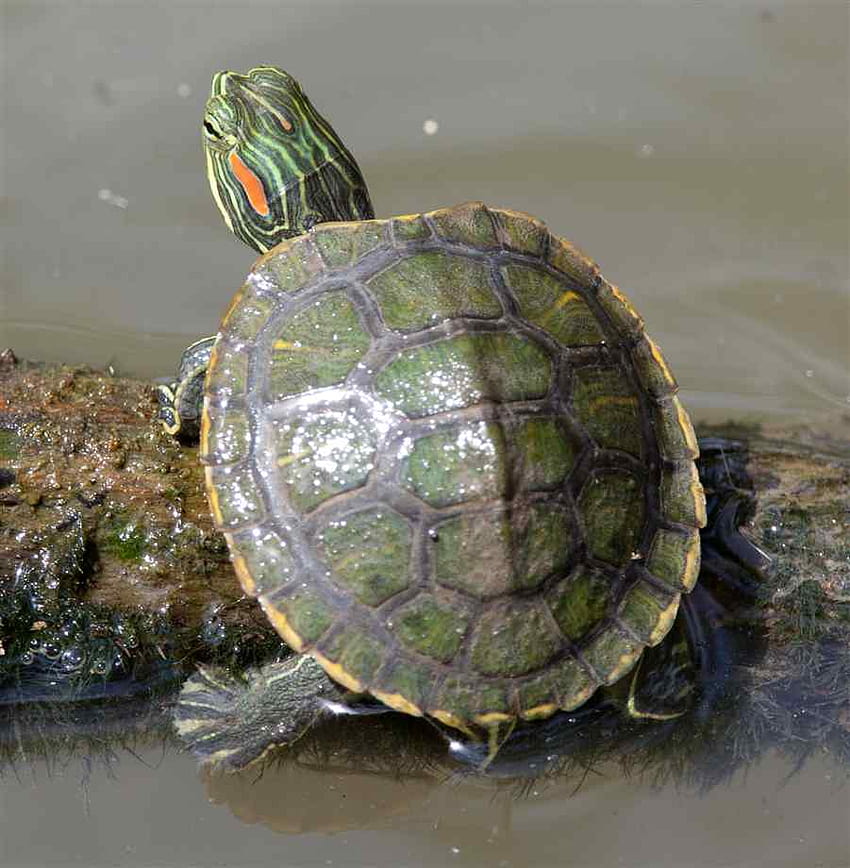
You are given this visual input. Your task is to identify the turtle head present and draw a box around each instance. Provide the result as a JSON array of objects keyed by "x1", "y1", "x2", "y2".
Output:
[{"x1": 203, "y1": 66, "x2": 374, "y2": 253}]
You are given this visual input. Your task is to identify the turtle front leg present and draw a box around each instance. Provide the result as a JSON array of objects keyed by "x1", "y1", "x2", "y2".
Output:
[{"x1": 156, "y1": 336, "x2": 217, "y2": 440}]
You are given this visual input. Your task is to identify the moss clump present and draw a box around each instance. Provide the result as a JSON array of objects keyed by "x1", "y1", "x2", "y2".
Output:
[
  {"x1": 0, "y1": 429, "x2": 21, "y2": 462},
  {"x1": 99, "y1": 518, "x2": 147, "y2": 562}
]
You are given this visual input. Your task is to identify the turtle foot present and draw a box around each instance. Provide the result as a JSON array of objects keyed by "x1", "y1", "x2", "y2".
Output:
[{"x1": 174, "y1": 655, "x2": 341, "y2": 769}]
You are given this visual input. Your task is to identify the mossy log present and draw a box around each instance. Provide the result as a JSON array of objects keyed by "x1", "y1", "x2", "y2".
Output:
[{"x1": 0, "y1": 351, "x2": 277, "y2": 700}]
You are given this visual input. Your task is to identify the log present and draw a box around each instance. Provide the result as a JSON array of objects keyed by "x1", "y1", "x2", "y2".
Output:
[{"x1": 0, "y1": 351, "x2": 277, "y2": 705}]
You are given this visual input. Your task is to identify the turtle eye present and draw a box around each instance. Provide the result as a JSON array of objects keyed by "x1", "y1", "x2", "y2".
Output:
[{"x1": 203, "y1": 118, "x2": 223, "y2": 140}]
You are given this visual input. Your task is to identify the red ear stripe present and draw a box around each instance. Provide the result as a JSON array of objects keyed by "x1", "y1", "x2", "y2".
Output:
[{"x1": 228, "y1": 151, "x2": 270, "y2": 216}]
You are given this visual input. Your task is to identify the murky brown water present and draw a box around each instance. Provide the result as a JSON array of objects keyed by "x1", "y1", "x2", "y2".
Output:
[{"x1": 2, "y1": 1, "x2": 848, "y2": 866}]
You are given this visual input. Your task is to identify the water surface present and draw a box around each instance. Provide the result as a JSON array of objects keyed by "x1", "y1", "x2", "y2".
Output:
[{"x1": 2, "y1": 2, "x2": 848, "y2": 866}]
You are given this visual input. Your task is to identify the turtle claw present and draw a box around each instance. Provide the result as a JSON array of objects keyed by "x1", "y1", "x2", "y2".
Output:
[
  {"x1": 156, "y1": 336, "x2": 217, "y2": 441},
  {"x1": 155, "y1": 384, "x2": 181, "y2": 436}
]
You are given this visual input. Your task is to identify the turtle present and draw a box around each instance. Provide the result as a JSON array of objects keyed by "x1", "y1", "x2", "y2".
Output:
[{"x1": 163, "y1": 66, "x2": 707, "y2": 768}]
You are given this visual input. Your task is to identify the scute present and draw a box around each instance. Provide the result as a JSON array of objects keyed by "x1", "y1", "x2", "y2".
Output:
[
  {"x1": 374, "y1": 332, "x2": 551, "y2": 418},
  {"x1": 504, "y1": 263, "x2": 605, "y2": 346},
  {"x1": 267, "y1": 290, "x2": 370, "y2": 400},
  {"x1": 434, "y1": 503, "x2": 575, "y2": 599},
  {"x1": 318, "y1": 508, "x2": 412, "y2": 605},
  {"x1": 367, "y1": 252, "x2": 500, "y2": 331},
  {"x1": 201, "y1": 202, "x2": 706, "y2": 733}
]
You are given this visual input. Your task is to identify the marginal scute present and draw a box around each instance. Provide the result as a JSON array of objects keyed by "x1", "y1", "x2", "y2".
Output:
[
  {"x1": 390, "y1": 214, "x2": 431, "y2": 243},
  {"x1": 431, "y1": 675, "x2": 511, "y2": 724},
  {"x1": 646, "y1": 527, "x2": 701, "y2": 592},
  {"x1": 220, "y1": 289, "x2": 277, "y2": 344},
  {"x1": 504, "y1": 264, "x2": 605, "y2": 347},
  {"x1": 391, "y1": 593, "x2": 470, "y2": 662},
  {"x1": 618, "y1": 581, "x2": 680, "y2": 646},
  {"x1": 374, "y1": 332, "x2": 551, "y2": 418},
  {"x1": 632, "y1": 336, "x2": 678, "y2": 398},
  {"x1": 517, "y1": 656, "x2": 596, "y2": 718},
  {"x1": 205, "y1": 463, "x2": 266, "y2": 529},
  {"x1": 577, "y1": 469, "x2": 644, "y2": 566},
  {"x1": 660, "y1": 460, "x2": 707, "y2": 528},
  {"x1": 494, "y1": 209, "x2": 548, "y2": 258},
  {"x1": 516, "y1": 673, "x2": 561, "y2": 720},
  {"x1": 267, "y1": 290, "x2": 371, "y2": 401},
  {"x1": 469, "y1": 600, "x2": 564, "y2": 677},
  {"x1": 571, "y1": 365, "x2": 643, "y2": 457},
  {"x1": 595, "y1": 278, "x2": 645, "y2": 340},
  {"x1": 367, "y1": 251, "x2": 500, "y2": 332},
  {"x1": 310, "y1": 220, "x2": 386, "y2": 268},
  {"x1": 260, "y1": 584, "x2": 334, "y2": 646},
  {"x1": 547, "y1": 234, "x2": 599, "y2": 286},
  {"x1": 314, "y1": 625, "x2": 385, "y2": 687},
  {"x1": 654, "y1": 396, "x2": 700, "y2": 460},
  {"x1": 262, "y1": 236, "x2": 324, "y2": 293},
  {"x1": 319, "y1": 508, "x2": 411, "y2": 605},
  {"x1": 370, "y1": 660, "x2": 432, "y2": 716},
  {"x1": 271, "y1": 404, "x2": 377, "y2": 511},
  {"x1": 435, "y1": 503, "x2": 574, "y2": 599},
  {"x1": 428, "y1": 201, "x2": 499, "y2": 249},
  {"x1": 205, "y1": 342, "x2": 249, "y2": 399},
  {"x1": 200, "y1": 406, "x2": 250, "y2": 466},
  {"x1": 228, "y1": 527, "x2": 295, "y2": 597},
  {"x1": 581, "y1": 623, "x2": 644, "y2": 685}
]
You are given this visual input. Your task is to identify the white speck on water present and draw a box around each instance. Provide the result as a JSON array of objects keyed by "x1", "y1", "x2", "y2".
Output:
[
  {"x1": 804, "y1": 369, "x2": 814, "y2": 378},
  {"x1": 638, "y1": 143, "x2": 655, "y2": 157},
  {"x1": 450, "y1": 847, "x2": 460, "y2": 855},
  {"x1": 177, "y1": 82, "x2": 192, "y2": 98},
  {"x1": 98, "y1": 188, "x2": 128, "y2": 209},
  {"x1": 423, "y1": 118, "x2": 440, "y2": 136}
]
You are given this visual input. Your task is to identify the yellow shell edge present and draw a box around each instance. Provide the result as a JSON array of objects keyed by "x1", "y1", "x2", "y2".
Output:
[
  {"x1": 258, "y1": 598, "x2": 305, "y2": 653},
  {"x1": 681, "y1": 534, "x2": 702, "y2": 592},
  {"x1": 430, "y1": 710, "x2": 476, "y2": 736},
  {"x1": 519, "y1": 703, "x2": 559, "y2": 722},
  {"x1": 311, "y1": 651, "x2": 364, "y2": 694},
  {"x1": 648, "y1": 594, "x2": 681, "y2": 647},
  {"x1": 371, "y1": 689, "x2": 424, "y2": 718}
]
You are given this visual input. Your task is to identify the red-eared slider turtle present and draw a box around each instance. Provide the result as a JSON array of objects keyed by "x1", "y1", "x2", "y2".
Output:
[{"x1": 166, "y1": 67, "x2": 706, "y2": 767}]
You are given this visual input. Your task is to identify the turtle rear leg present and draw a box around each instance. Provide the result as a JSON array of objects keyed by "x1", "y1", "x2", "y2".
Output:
[
  {"x1": 157, "y1": 336, "x2": 216, "y2": 440},
  {"x1": 174, "y1": 655, "x2": 345, "y2": 769}
]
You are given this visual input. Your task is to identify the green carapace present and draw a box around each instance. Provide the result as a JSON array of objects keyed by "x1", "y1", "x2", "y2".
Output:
[{"x1": 167, "y1": 66, "x2": 706, "y2": 763}]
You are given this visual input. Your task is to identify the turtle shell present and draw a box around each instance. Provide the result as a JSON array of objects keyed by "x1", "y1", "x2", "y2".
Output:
[{"x1": 200, "y1": 201, "x2": 706, "y2": 731}]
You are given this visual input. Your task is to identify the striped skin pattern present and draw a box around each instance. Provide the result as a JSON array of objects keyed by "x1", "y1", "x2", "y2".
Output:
[
  {"x1": 204, "y1": 66, "x2": 374, "y2": 253},
  {"x1": 200, "y1": 201, "x2": 707, "y2": 736}
]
